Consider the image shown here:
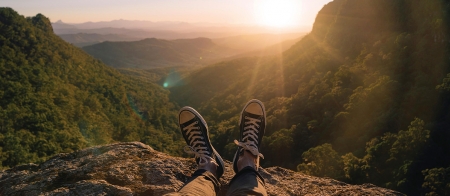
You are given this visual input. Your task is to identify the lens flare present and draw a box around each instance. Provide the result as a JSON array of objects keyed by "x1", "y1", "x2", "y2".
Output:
[{"x1": 163, "y1": 69, "x2": 184, "y2": 88}]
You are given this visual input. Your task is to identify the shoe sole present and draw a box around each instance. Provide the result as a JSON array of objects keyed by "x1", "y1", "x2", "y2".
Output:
[
  {"x1": 233, "y1": 99, "x2": 266, "y2": 173},
  {"x1": 179, "y1": 106, "x2": 225, "y2": 177}
]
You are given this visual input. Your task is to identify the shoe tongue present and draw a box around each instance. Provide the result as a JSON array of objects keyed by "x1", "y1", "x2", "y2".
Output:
[{"x1": 182, "y1": 117, "x2": 198, "y2": 127}]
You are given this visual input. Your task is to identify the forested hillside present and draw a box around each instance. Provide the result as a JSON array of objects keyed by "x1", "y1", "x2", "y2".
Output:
[
  {"x1": 169, "y1": 0, "x2": 450, "y2": 195},
  {"x1": 0, "y1": 8, "x2": 183, "y2": 169},
  {"x1": 58, "y1": 33, "x2": 140, "y2": 47},
  {"x1": 82, "y1": 37, "x2": 236, "y2": 68}
]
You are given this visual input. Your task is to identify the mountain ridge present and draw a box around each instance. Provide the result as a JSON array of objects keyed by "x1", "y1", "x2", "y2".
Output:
[
  {"x1": 52, "y1": 19, "x2": 309, "y2": 32},
  {"x1": 58, "y1": 33, "x2": 141, "y2": 47},
  {"x1": 52, "y1": 20, "x2": 308, "y2": 45},
  {"x1": 82, "y1": 37, "x2": 237, "y2": 68}
]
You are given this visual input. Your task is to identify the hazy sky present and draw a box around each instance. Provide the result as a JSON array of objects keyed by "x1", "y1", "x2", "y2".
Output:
[{"x1": 3, "y1": 0, "x2": 332, "y2": 28}]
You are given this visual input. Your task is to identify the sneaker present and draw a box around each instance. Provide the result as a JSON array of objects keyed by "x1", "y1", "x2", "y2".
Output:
[
  {"x1": 232, "y1": 99, "x2": 266, "y2": 173},
  {"x1": 178, "y1": 106, "x2": 225, "y2": 178}
]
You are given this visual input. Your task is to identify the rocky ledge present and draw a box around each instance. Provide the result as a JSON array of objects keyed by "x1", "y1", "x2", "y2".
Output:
[{"x1": 0, "y1": 142, "x2": 404, "y2": 196}]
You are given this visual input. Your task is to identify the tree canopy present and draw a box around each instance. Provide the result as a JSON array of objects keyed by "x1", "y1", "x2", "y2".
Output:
[{"x1": 0, "y1": 8, "x2": 183, "y2": 168}]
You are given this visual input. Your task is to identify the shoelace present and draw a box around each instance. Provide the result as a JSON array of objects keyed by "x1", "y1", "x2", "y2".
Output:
[
  {"x1": 183, "y1": 121, "x2": 218, "y2": 167},
  {"x1": 234, "y1": 116, "x2": 264, "y2": 169}
]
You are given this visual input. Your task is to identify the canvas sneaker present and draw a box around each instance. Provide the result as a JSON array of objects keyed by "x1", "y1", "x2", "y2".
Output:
[
  {"x1": 232, "y1": 99, "x2": 266, "y2": 173},
  {"x1": 179, "y1": 106, "x2": 225, "y2": 178}
]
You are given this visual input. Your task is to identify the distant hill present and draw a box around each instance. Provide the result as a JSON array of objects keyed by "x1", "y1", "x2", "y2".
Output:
[
  {"x1": 82, "y1": 37, "x2": 237, "y2": 68},
  {"x1": 53, "y1": 19, "x2": 210, "y2": 31},
  {"x1": 52, "y1": 19, "x2": 310, "y2": 34},
  {"x1": 58, "y1": 33, "x2": 140, "y2": 47},
  {"x1": 52, "y1": 19, "x2": 77, "y2": 29},
  {"x1": 80, "y1": 33, "x2": 306, "y2": 69},
  {"x1": 53, "y1": 27, "x2": 185, "y2": 40},
  {"x1": 52, "y1": 20, "x2": 310, "y2": 44},
  {"x1": 60, "y1": 19, "x2": 196, "y2": 31},
  {"x1": 0, "y1": 8, "x2": 183, "y2": 169}
]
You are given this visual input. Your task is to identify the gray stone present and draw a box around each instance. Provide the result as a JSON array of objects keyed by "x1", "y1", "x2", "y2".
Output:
[{"x1": 0, "y1": 142, "x2": 404, "y2": 196}]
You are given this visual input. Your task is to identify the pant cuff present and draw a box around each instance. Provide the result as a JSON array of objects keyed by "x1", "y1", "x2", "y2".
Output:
[{"x1": 229, "y1": 166, "x2": 265, "y2": 185}]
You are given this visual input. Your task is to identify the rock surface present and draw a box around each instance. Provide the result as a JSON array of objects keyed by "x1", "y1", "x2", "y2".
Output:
[{"x1": 0, "y1": 142, "x2": 404, "y2": 196}]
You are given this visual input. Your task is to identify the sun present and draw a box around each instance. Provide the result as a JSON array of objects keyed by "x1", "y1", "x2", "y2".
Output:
[{"x1": 254, "y1": 0, "x2": 302, "y2": 28}]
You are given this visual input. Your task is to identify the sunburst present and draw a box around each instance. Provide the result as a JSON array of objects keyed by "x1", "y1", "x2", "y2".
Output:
[{"x1": 254, "y1": 0, "x2": 302, "y2": 28}]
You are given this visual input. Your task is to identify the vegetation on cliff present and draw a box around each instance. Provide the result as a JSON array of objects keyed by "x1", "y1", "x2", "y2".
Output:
[{"x1": 0, "y1": 8, "x2": 183, "y2": 169}]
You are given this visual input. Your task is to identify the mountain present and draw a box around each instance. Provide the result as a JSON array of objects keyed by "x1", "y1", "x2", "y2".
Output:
[
  {"x1": 80, "y1": 33, "x2": 306, "y2": 69},
  {"x1": 0, "y1": 142, "x2": 404, "y2": 196},
  {"x1": 52, "y1": 20, "x2": 309, "y2": 49},
  {"x1": 0, "y1": 8, "x2": 183, "y2": 169},
  {"x1": 52, "y1": 20, "x2": 310, "y2": 44},
  {"x1": 168, "y1": 0, "x2": 450, "y2": 195},
  {"x1": 53, "y1": 27, "x2": 185, "y2": 40},
  {"x1": 52, "y1": 20, "x2": 77, "y2": 29},
  {"x1": 57, "y1": 33, "x2": 140, "y2": 47},
  {"x1": 52, "y1": 19, "x2": 309, "y2": 34},
  {"x1": 53, "y1": 19, "x2": 205, "y2": 31},
  {"x1": 82, "y1": 37, "x2": 237, "y2": 68},
  {"x1": 63, "y1": 19, "x2": 196, "y2": 31}
]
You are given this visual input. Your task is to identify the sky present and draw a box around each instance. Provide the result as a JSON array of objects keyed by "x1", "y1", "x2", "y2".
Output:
[{"x1": 2, "y1": 0, "x2": 332, "y2": 29}]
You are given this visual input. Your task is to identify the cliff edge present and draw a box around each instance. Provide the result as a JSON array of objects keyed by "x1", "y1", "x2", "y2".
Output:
[{"x1": 0, "y1": 142, "x2": 404, "y2": 196}]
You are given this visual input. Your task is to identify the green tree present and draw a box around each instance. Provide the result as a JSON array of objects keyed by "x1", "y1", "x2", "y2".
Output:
[
  {"x1": 263, "y1": 127, "x2": 294, "y2": 167},
  {"x1": 388, "y1": 118, "x2": 430, "y2": 190},
  {"x1": 422, "y1": 167, "x2": 450, "y2": 196},
  {"x1": 360, "y1": 118, "x2": 430, "y2": 191},
  {"x1": 342, "y1": 152, "x2": 367, "y2": 184},
  {"x1": 297, "y1": 143, "x2": 344, "y2": 180}
]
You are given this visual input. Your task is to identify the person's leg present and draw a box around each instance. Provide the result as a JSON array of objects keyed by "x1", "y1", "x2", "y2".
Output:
[
  {"x1": 165, "y1": 167, "x2": 219, "y2": 196},
  {"x1": 227, "y1": 99, "x2": 268, "y2": 196},
  {"x1": 227, "y1": 151, "x2": 267, "y2": 196},
  {"x1": 164, "y1": 106, "x2": 225, "y2": 196}
]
